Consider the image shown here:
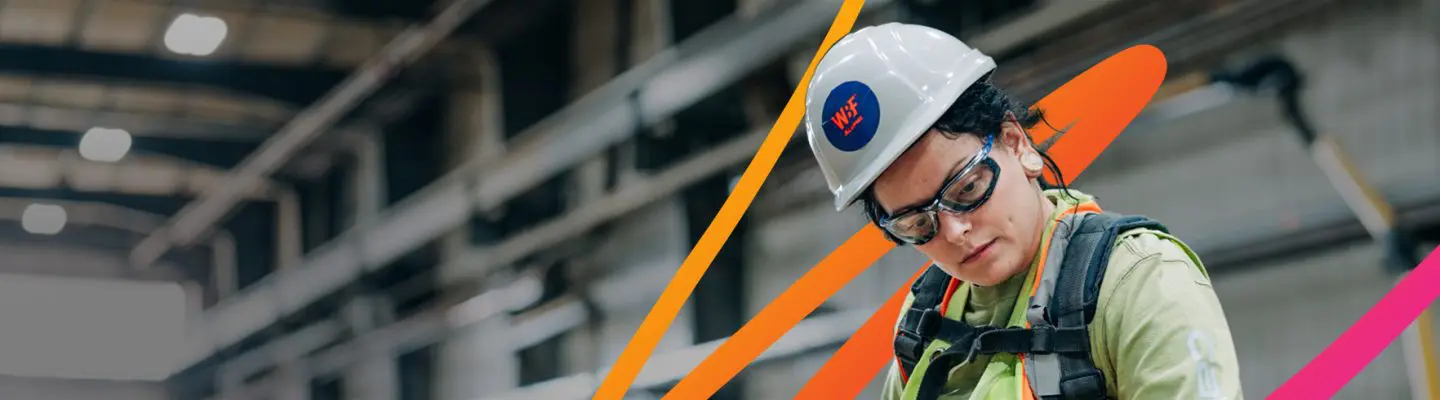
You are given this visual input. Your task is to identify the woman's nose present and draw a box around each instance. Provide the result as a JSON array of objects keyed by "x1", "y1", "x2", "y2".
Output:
[{"x1": 937, "y1": 211, "x2": 972, "y2": 243}]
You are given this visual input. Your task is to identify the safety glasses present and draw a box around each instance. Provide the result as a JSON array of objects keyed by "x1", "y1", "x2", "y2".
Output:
[{"x1": 877, "y1": 134, "x2": 1001, "y2": 246}]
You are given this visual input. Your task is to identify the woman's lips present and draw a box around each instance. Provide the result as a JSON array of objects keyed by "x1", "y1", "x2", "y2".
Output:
[{"x1": 962, "y1": 239, "x2": 995, "y2": 264}]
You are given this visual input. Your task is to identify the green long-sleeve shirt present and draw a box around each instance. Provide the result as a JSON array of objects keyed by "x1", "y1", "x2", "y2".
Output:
[{"x1": 880, "y1": 190, "x2": 1244, "y2": 399}]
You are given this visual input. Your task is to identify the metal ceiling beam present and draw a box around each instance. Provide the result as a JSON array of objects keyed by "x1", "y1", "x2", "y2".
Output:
[
  {"x1": 0, "y1": 144, "x2": 283, "y2": 200},
  {"x1": 0, "y1": 44, "x2": 348, "y2": 105},
  {"x1": 0, "y1": 196, "x2": 179, "y2": 235},
  {"x1": 173, "y1": 0, "x2": 874, "y2": 373},
  {"x1": 129, "y1": 0, "x2": 496, "y2": 269},
  {"x1": 0, "y1": 126, "x2": 262, "y2": 169},
  {"x1": 0, "y1": 0, "x2": 488, "y2": 70},
  {"x1": 0, "y1": 103, "x2": 275, "y2": 142}
]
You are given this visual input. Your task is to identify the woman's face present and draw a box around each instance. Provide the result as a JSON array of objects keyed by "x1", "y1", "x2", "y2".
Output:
[{"x1": 871, "y1": 121, "x2": 1052, "y2": 286}]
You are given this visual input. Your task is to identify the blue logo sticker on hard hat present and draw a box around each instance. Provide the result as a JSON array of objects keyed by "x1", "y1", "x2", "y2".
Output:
[{"x1": 822, "y1": 81, "x2": 880, "y2": 152}]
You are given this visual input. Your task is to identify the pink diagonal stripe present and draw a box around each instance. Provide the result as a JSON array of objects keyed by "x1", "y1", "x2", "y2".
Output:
[{"x1": 1268, "y1": 245, "x2": 1440, "y2": 399}]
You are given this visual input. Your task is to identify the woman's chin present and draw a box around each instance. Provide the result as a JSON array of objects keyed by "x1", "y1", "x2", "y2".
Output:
[
  {"x1": 941, "y1": 259, "x2": 1023, "y2": 286},
  {"x1": 968, "y1": 271, "x2": 1011, "y2": 287},
  {"x1": 939, "y1": 262, "x2": 1002, "y2": 286}
]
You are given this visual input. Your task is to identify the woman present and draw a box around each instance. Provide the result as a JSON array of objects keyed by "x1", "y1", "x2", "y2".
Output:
[{"x1": 803, "y1": 23, "x2": 1244, "y2": 399}]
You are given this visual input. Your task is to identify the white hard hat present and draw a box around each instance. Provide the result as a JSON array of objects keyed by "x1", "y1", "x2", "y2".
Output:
[{"x1": 804, "y1": 22, "x2": 996, "y2": 212}]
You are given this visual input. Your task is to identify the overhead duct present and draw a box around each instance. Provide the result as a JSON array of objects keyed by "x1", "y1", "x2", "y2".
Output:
[{"x1": 177, "y1": 0, "x2": 892, "y2": 370}]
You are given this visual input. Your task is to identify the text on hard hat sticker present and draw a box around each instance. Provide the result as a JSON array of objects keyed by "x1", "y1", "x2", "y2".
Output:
[
  {"x1": 831, "y1": 94, "x2": 863, "y2": 136},
  {"x1": 822, "y1": 81, "x2": 880, "y2": 152}
]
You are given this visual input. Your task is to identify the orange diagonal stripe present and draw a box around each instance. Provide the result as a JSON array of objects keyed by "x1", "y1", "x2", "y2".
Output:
[
  {"x1": 661, "y1": 226, "x2": 895, "y2": 399},
  {"x1": 794, "y1": 44, "x2": 1171, "y2": 399},
  {"x1": 589, "y1": 1, "x2": 867, "y2": 399}
]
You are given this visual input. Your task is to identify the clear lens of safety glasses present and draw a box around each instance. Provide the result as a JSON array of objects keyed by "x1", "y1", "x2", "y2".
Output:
[{"x1": 882, "y1": 157, "x2": 1001, "y2": 245}]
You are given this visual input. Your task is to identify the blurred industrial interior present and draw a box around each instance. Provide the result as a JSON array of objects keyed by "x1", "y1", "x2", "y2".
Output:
[{"x1": 0, "y1": 0, "x2": 1434, "y2": 398}]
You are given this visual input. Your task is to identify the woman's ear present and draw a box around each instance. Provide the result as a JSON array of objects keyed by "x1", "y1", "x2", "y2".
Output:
[
  {"x1": 1001, "y1": 112, "x2": 1045, "y2": 179},
  {"x1": 999, "y1": 112, "x2": 1035, "y2": 155}
]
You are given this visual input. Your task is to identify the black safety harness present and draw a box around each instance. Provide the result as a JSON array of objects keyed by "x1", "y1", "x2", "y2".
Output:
[{"x1": 893, "y1": 211, "x2": 1169, "y2": 400}]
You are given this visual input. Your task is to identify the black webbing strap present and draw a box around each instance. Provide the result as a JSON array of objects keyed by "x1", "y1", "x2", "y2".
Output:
[
  {"x1": 916, "y1": 346, "x2": 968, "y2": 400},
  {"x1": 971, "y1": 326, "x2": 1091, "y2": 355},
  {"x1": 894, "y1": 266, "x2": 956, "y2": 379}
]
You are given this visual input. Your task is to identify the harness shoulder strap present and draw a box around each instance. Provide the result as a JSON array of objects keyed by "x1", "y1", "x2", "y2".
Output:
[
  {"x1": 1043, "y1": 212, "x2": 1168, "y2": 399},
  {"x1": 893, "y1": 265, "x2": 955, "y2": 383}
]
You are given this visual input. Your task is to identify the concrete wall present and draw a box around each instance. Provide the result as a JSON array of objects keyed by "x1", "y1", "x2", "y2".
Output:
[{"x1": 0, "y1": 243, "x2": 181, "y2": 399}]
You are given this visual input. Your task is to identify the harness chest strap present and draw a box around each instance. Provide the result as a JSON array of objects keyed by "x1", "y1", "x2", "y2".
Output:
[{"x1": 891, "y1": 210, "x2": 1169, "y2": 400}]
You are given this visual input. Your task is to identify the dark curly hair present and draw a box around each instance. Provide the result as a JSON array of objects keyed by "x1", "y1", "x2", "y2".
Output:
[{"x1": 857, "y1": 72, "x2": 1074, "y2": 244}]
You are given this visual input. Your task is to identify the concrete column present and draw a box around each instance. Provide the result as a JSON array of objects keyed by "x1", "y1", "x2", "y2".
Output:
[
  {"x1": 439, "y1": 46, "x2": 506, "y2": 268},
  {"x1": 211, "y1": 232, "x2": 237, "y2": 299},
  {"x1": 342, "y1": 296, "x2": 400, "y2": 400},
  {"x1": 436, "y1": 44, "x2": 518, "y2": 400},
  {"x1": 275, "y1": 189, "x2": 302, "y2": 270},
  {"x1": 634, "y1": 0, "x2": 673, "y2": 60},
  {"x1": 572, "y1": 0, "x2": 620, "y2": 97},
  {"x1": 571, "y1": 0, "x2": 622, "y2": 209},
  {"x1": 352, "y1": 128, "x2": 386, "y2": 230}
]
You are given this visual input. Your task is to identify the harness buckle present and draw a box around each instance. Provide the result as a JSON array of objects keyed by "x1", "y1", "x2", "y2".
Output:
[{"x1": 894, "y1": 329, "x2": 926, "y2": 363}]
